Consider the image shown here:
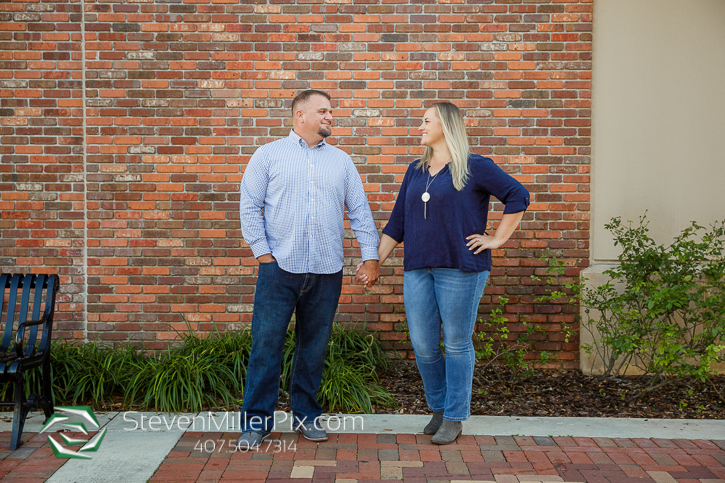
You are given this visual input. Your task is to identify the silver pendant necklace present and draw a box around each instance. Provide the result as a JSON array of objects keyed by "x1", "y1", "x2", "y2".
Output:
[{"x1": 422, "y1": 168, "x2": 440, "y2": 220}]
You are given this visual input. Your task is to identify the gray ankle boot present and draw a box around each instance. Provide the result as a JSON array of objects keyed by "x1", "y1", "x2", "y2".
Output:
[
  {"x1": 423, "y1": 411, "x2": 444, "y2": 435},
  {"x1": 431, "y1": 420, "x2": 462, "y2": 445}
]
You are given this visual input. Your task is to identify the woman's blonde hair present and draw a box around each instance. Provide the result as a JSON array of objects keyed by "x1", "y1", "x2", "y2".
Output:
[{"x1": 417, "y1": 102, "x2": 471, "y2": 191}]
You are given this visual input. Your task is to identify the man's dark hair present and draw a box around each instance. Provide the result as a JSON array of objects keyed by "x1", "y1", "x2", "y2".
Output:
[{"x1": 291, "y1": 89, "x2": 331, "y2": 114}]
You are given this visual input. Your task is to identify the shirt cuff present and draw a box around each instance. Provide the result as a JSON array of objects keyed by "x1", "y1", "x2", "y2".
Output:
[
  {"x1": 249, "y1": 239, "x2": 271, "y2": 259},
  {"x1": 503, "y1": 201, "x2": 529, "y2": 214},
  {"x1": 381, "y1": 226, "x2": 403, "y2": 244},
  {"x1": 360, "y1": 246, "x2": 379, "y2": 262}
]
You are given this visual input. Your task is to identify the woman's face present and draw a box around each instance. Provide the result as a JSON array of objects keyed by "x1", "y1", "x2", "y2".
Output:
[{"x1": 419, "y1": 107, "x2": 444, "y2": 147}]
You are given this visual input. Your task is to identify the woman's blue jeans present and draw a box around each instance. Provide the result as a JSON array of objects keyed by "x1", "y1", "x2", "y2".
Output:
[
  {"x1": 240, "y1": 260, "x2": 343, "y2": 435},
  {"x1": 404, "y1": 268, "x2": 490, "y2": 422}
]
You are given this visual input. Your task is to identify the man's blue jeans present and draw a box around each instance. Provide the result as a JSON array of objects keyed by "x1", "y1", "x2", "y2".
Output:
[
  {"x1": 240, "y1": 260, "x2": 343, "y2": 435},
  {"x1": 404, "y1": 268, "x2": 490, "y2": 422}
]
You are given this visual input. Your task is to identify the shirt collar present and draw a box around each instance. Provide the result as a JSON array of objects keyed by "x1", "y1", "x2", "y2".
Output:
[{"x1": 289, "y1": 129, "x2": 327, "y2": 150}]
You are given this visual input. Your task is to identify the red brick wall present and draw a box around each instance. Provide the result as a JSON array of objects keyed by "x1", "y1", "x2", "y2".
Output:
[
  {"x1": 0, "y1": 0, "x2": 84, "y2": 335},
  {"x1": 1, "y1": 0, "x2": 591, "y2": 368}
]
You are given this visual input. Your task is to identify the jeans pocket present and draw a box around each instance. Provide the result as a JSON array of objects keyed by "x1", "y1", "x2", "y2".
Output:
[{"x1": 256, "y1": 260, "x2": 279, "y2": 290}]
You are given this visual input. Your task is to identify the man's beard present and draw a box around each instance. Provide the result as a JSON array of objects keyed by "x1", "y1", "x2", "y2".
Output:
[{"x1": 318, "y1": 125, "x2": 332, "y2": 138}]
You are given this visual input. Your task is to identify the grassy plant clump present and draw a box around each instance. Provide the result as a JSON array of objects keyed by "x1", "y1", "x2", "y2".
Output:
[
  {"x1": 123, "y1": 329, "x2": 251, "y2": 413},
  {"x1": 281, "y1": 322, "x2": 395, "y2": 413},
  {"x1": 124, "y1": 350, "x2": 238, "y2": 413},
  {"x1": 327, "y1": 322, "x2": 391, "y2": 374},
  {"x1": 3, "y1": 322, "x2": 394, "y2": 414},
  {"x1": 318, "y1": 355, "x2": 396, "y2": 413},
  {"x1": 319, "y1": 323, "x2": 396, "y2": 412},
  {"x1": 55, "y1": 342, "x2": 145, "y2": 407},
  {"x1": 0, "y1": 341, "x2": 145, "y2": 410}
]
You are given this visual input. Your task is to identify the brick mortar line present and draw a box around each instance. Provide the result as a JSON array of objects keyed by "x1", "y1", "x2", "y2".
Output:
[{"x1": 81, "y1": 0, "x2": 88, "y2": 342}]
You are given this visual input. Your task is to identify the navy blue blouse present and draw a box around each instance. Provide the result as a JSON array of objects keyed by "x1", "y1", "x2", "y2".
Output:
[{"x1": 382, "y1": 154, "x2": 530, "y2": 272}]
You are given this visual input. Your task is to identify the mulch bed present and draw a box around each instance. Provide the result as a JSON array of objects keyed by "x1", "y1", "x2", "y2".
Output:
[{"x1": 373, "y1": 360, "x2": 725, "y2": 419}]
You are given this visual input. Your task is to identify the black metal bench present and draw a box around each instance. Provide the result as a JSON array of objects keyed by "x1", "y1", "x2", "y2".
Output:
[{"x1": 0, "y1": 274, "x2": 58, "y2": 450}]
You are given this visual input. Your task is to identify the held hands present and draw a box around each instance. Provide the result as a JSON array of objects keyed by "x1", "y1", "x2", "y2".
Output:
[
  {"x1": 354, "y1": 260, "x2": 380, "y2": 288},
  {"x1": 466, "y1": 234, "x2": 502, "y2": 254}
]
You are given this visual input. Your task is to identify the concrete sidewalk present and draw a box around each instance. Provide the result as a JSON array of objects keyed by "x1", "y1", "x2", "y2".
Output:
[{"x1": 1, "y1": 411, "x2": 724, "y2": 482}]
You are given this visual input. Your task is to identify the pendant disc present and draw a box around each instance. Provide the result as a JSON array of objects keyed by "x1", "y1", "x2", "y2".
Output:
[{"x1": 421, "y1": 192, "x2": 430, "y2": 202}]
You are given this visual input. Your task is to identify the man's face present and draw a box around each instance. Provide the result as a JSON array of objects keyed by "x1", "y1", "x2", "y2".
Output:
[{"x1": 297, "y1": 95, "x2": 333, "y2": 139}]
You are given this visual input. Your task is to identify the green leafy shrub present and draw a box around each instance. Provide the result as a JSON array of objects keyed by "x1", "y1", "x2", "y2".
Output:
[
  {"x1": 538, "y1": 215, "x2": 725, "y2": 383},
  {"x1": 583, "y1": 216, "x2": 725, "y2": 381},
  {"x1": 474, "y1": 296, "x2": 553, "y2": 381}
]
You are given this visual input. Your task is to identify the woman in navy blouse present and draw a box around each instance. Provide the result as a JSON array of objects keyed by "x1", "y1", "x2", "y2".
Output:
[{"x1": 358, "y1": 102, "x2": 530, "y2": 444}]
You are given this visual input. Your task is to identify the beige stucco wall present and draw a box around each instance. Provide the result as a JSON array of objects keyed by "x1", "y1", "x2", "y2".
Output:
[
  {"x1": 583, "y1": 0, "x2": 725, "y2": 373},
  {"x1": 591, "y1": 0, "x2": 725, "y2": 262}
]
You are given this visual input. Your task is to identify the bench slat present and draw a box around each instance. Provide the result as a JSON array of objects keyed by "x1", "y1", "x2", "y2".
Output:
[
  {"x1": 2, "y1": 275, "x2": 22, "y2": 352},
  {"x1": 0, "y1": 274, "x2": 7, "y2": 345},
  {"x1": 17, "y1": 275, "x2": 32, "y2": 356}
]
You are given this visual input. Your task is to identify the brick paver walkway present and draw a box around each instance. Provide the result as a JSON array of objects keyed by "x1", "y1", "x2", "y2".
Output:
[
  {"x1": 1, "y1": 430, "x2": 724, "y2": 482},
  {"x1": 0, "y1": 432, "x2": 67, "y2": 482},
  {"x1": 150, "y1": 431, "x2": 725, "y2": 482}
]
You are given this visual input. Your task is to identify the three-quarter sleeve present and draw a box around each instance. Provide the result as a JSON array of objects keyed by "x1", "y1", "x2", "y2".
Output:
[
  {"x1": 472, "y1": 156, "x2": 530, "y2": 214},
  {"x1": 381, "y1": 164, "x2": 412, "y2": 243}
]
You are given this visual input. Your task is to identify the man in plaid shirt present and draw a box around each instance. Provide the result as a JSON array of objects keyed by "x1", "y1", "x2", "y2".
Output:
[{"x1": 238, "y1": 90, "x2": 380, "y2": 447}]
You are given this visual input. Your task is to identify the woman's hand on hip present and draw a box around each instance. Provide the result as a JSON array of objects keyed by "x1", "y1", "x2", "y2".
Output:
[{"x1": 466, "y1": 233, "x2": 502, "y2": 254}]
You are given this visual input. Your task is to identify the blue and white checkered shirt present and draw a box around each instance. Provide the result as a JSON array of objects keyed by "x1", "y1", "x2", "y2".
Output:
[{"x1": 239, "y1": 130, "x2": 380, "y2": 274}]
